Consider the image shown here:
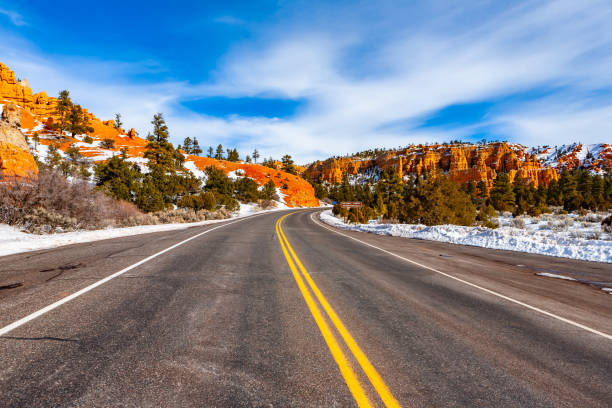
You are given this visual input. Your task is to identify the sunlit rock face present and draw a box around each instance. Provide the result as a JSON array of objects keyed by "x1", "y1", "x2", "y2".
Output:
[
  {"x1": 0, "y1": 103, "x2": 37, "y2": 179},
  {"x1": 305, "y1": 142, "x2": 610, "y2": 187}
]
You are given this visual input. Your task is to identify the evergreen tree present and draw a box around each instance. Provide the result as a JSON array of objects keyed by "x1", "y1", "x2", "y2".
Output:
[
  {"x1": 546, "y1": 179, "x2": 562, "y2": 206},
  {"x1": 144, "y1": 113, "x2": 176, "y2": 172},
  {"x1": 182, "y1": 137, "x2": 193, "y2": 154},
  {"x1": 192, "y1": 138, "x2": 202, "y2": 155},
  {"x1": 32, "y1": 132, "x2": 40, "y2": 149},
  {"x1": 234, "y1": 177, "x2": 260, "y2": 202},
  {"x1": 215, "y1": 144, "x2": 224, "y2": 159},
  {"x1": 281, "y1": 154, "x2": 296, "y2": 174},
  {"x1": 576, "y1": 170, "x2": 593, "y2": 209},
  {"x1": 226, "y1": 148, "x2": 239, "y2": 162},
  {"x1": 512, "y1": 176, "x2": 532, "y2": 216},
  {"x1": 114, "y1": 113, "x2": 122, "y2": 130},
  {"x1": 245, "y1": 155, "x2": 252, "y2": 163},
  {"x1": 559, "y1": 169, "x2": 581, "y2": 211},
  {"x1": 54, "y1": 90, "x2": 72, "y2": 132},
  {"x1": 591, "y1": 175, "x2": 604, "y2": 209},
  {"x1": 261, "y1": 180, "x2": 277, "y2": 200},
  {"x1": 66, "y1": 104, "x2": 94, "y2": 137},
  {"x1": 94, "y1": 155, "x2": 139, "y2": 202},
  {"x1": 489, "y1": 172, "x2": 515, "y2": 212},
  {"x1": 45, "y1": 143, "x2": 62, "y2": 168},
  {"x1": 413, "y1": 175, "x2": 476, "y2": 226},
  {"x1": 136, "y1": 176, "x2": 166, "y2": 212},
  {"x1": 207, "y1": 146, "x2": 214, "y2": 158},
  {"x1": 252, "y1": 149, "x2": 260, "y2": 163}
]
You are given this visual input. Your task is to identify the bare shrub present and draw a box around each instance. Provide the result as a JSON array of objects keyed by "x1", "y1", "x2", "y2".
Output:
[
  {"x1": 511, "y1": 217, "x2": 526, "y2": 229},
  {"x1": 603, "y1": 215, "x2": 612, "y2": 233},
  {"x1": 259, "y1": 199, "x2": 277, "y2": 210},
  {"x1": 586, "y1": 213, "x2": 602, "y2": 223},
  {"x1": 569, "y1": 231, "x2": 584, "y2": 239},
  {"x1": 0, "y1": 168, "x2": 149, "y2": 231},
  {"x1": 563, "y1": 217, "x2": 575, "y2": 228},
  {"x1": 585, "y1": 231, "x2": 601, "y2": 240},
  {"x1": 23, "y1": 208, "x2": 79, "y2": 233}
]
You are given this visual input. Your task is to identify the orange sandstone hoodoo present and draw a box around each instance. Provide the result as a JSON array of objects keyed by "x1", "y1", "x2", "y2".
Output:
[
  {"x1": 0, "y1": 103, "x2": 37, "y2": 179},
  {"x1": 304, "y1": 142, "x2": 611, "y2": 188}
]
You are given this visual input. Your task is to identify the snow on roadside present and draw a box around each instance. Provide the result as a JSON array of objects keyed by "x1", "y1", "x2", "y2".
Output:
[
  {"x1": 535, "y1": 272, "x2": 576, "y2": 281},
  {"x1": 0, "y1": 206, "x2": 295, "y2": 257},
  {"x1": 0, "y1": 220, "x2": 228, "y2": 257},
  {"x1": 319, "y1": 210, "x2": 612, "y2": 263}
]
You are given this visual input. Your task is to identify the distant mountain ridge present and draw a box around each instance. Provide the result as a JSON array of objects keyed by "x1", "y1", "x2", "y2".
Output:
[{"x1": 304, "y1": 142, "x2": 611, "y2": 187}]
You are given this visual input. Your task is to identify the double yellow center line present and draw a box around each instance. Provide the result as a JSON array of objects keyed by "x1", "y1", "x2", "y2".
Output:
[{"x1": 276, "y1": 213, "x2": 400, "y2": 408}]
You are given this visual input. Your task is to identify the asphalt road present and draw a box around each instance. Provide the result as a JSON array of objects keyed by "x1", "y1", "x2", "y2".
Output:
[{"x1": 0, "y1": 209, "x2": 610, "y2": 407}]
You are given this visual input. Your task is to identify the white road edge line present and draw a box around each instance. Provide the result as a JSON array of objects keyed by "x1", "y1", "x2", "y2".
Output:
[
  {"x1": 0, "y1": 211, "x2": 273, "y2": 337},
  {"x1": 310, "y1": 212, "x2": 612, "y2": 341}
]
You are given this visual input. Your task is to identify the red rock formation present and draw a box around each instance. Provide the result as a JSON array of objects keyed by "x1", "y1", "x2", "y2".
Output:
[
  {"x1": 304, "y1": 142, "x2": 570, "y2": 188},
  {"x1": 0, "y1": 104, "x2": 37, "y2": 179},
  {"x1": 0, "y1": 62, "x2": 319, "y2": 207}
]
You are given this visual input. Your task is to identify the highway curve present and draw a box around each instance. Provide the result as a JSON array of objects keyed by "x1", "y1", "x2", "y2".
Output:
[{"x1": 0, "y1": 209, "x2": 611, "y2": 407}]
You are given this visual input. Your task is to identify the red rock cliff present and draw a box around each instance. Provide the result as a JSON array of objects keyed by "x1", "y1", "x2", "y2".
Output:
[{"x1": 304, "y1": 142, "x2": 609, "y2": 188}]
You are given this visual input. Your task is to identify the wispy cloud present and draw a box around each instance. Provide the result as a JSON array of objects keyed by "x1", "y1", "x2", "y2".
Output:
[
  {"x1": 2, "y1": 0, "x2": 611, "y2": 162},
  {"x1": 0, "y1": 7, "x2": 26, "y2": 26},
  {"x1": 213, "y1": 16, "x2": 245, "y2": 26}
]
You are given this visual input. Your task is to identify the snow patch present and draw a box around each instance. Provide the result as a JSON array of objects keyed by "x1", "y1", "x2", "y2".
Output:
[
  {"x1": 536, "y1": 272, "x2": 576, "y2": 281},
  {"x1": 319, "y1": 210, "x2": 612, "y2": 263},
  {"x1": 0, "y1": 206, "x2": 295, "y2": 257},
  {"x1": 184, "y1": 160, "x2": 207, "y2": 181}
]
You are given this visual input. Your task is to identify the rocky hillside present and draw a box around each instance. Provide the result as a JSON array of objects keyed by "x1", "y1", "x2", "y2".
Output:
[
  {"x1": 305, "y1": 142, "x2": 611, "y2": 188},
  {"x1": 0, "y1": 62, "x2": 318, "y2": 207},
  {"x1": 0, "y1": 102, "x2": 38, "y2": 179}
]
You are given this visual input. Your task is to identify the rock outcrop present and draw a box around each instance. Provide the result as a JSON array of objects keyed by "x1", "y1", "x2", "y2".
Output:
[
  {"x1": 0, "y1": 61, "x2": 319, "y2": 207},
  {"x1": 304, "y1": 142, "x2": 611, "y2": 188},
  {"x1": 0, "y1": 63, "x2": 56, "y2": 116},
  {"x1": 0, "y1": 103, "x2": 38, "y2": 178}
]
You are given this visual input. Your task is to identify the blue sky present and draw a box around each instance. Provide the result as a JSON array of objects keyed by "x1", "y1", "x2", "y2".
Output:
[{"x1": 1, "y1": 0, "x2": 611, "y2": 162}]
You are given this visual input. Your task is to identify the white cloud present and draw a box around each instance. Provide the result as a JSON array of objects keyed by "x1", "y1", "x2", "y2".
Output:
[
  {"x1": 0, "y1": 7, "x2": 25, "y2": 26},
  {"x1": 213, "y1": 16, "x2": 245, "y2": 26},
  {"x1": 2, "y1": 0, "x2": 611, "y2": 163}
]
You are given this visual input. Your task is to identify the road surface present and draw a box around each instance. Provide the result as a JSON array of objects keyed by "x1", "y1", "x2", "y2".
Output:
[{"x1": 1, "y1": 209, "x2": 611, "y2": 407}]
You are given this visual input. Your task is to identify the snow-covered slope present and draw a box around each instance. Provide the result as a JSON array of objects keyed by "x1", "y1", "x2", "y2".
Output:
[{"x1": 319, "y1": 210, "x2": 612, "y2": 263}]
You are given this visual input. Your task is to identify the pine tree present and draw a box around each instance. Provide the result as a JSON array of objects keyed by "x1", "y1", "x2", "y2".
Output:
[
  {"x1": 546, "y1": 179, "x2": 562, "y2": 206},
  {"x1": 591, "y1": 175, "x2": 604, "y2": 209},
  {"x1": 559, "y1": 170, "x2": 581, "y2": 211},
  {"x1": 245, "y1": 155, "x2": 252, "y2": 163},
  {"x1": 32, "y1": 132, "x2": 40, "y2": 149},
  {"x1": 46, "y1": 143, "x2": 63, "y2": 168},
  {"x1": 261, "y1": 180, "x2": 277, "y2": 200},
  {"x1": 192, "y1": 138, "x2": 202, "y2": 155},
  {"x1": 576, "y1": 170, "x2": 593, "y2": 209},
  {"x1": 136, "y1": 176, "x2": 165, "y2": 212},
  {"x1": 114, "y1": 113, "x2": 122, "y2": 130},
  {"x1": 207, "y1": 146, "x2": 214, "y2": 158},
  {"x1": 489, "y1": 172, "x2": 515, "y2": 212},
  {"x1": 182, "y1": 137, "x2": 193, "y2": 154},
  {"x1": 66, "y1": 104, "x2": 94, "y2": 137},
  {"x1": 144, "y1": 113, "x2": 176, "y2": 172},
  {"x1": 252, "y1": 149, "x2": 260, "y2": 163},
  {"x1": 281, "y1": 154, "x2": 296, "y2": 174},
  {"x1": 94, "y1": 155, "x2": 139, "y2": 202},
  {"x1": 54, "y1": 90, "x2": 72, "y2": 132},
  {"x1": 227, "y1": 148, "x2": 239, "y2": 162},
  {"x1": 215, "y1": 144, "x2": 224, "y2": 159}
]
